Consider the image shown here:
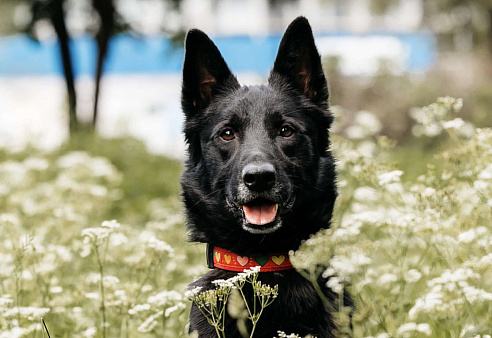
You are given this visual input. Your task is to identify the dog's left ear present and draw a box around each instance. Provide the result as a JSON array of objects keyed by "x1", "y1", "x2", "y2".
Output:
[
  {"x1": 182, "y1": 29, "x2": 239, "y2": 115},
  {"x1": 269, "y1": 17, "x2": 328, "y2": 108}
]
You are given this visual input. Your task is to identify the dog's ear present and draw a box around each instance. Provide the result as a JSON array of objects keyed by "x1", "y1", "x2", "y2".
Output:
[
  {"x1": 182, "y1": 29, "x2": 239, "y2": 115},
  {"x1": 269, "y1": 17, "x2": 328, "y2": 108}
]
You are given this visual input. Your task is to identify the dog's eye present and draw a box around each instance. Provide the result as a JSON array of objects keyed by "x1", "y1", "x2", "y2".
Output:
[
  {"x1": 279, "y1": 126, "x2": 294, "y2": 138},
  {"x1": 220, "y1": 128, "x2": 235, "y2": 141}
]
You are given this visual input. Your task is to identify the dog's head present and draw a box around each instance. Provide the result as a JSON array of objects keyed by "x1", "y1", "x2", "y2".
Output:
[{"x1": 181, "y1": 17, "x2": 337, "y2": 253}]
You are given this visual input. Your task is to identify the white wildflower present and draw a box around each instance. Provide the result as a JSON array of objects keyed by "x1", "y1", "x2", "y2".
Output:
[
  {"x1": 421, "y1": 187, "x2": 436, "y2": 197},
  {"x1": 478, "y1": 164, "x2": 492, "y2": 180},
  {"x1": 357, "y1": 140, "x2": 377, "y2": 157},
  {"x1": 164, "y1": 303, "x2": 186, "y2": 317},
  {"x1": 114, "y1": 289, "x2": 126, "y2": 297},
  {"x1": 137, "y1": 310, "x2": 163, "y2": 333},
  {"x1": 375, "y1": 334, "x2": 391, "y2": 338},
  {"x1": 346, "y1": 125, "x2": 365, "y2": 140},
  {"x1": 461, "y1": 285, "x2": 492, "y2": 302},
  {"x1": 0, "y1": 294, "x2": 13, "y2": 306},
  {"x1": 103, "y1": 275, "x2": 120, "y2": 288},
  {"x1": 185, "y1": 287, "x2": 203, "y2": 300},
  {"x1": 397, "y1": 322, "x2": 432, "y2": 336},
  {"x1": 0, "y1": 213, "x2": 21, "y2": 227},
  {"x1": 109, "y1": 232, "x2": 128, "y2": 246},
  {"x1": 50, "y1": 286, "x2": 63, "y2": 294},
  {"x1": 48, "y1": 244, "x2": 73, "y2": 262},
  {"x1": 473, "y1": 180, "x2": 489, "y2": 191},
  {"x1": 86, "y1": 273, "x2": 101, "y2": 284},
  {"x1": 409, "y1": 287, "x2": 444, "y2": 319},
  {"x1": 443, "y1": 118, "x2": 465, "y2": 130},
  {"x1": 275, "y1": 331, "x2": 301, "y2": 338},
  {"x1": 81, "y1": 327, "x2": 97, "y2": 337},
  {"x1": 57, "y1": 151, "x2": 92, "y2": 168},
  {"x1": 451, "y1": 97, "x2": 463, "y2": 111},
  {"x1": 21, "y1": 269, "x2": 33, "y2": 280},
  {"x1": 90, "y1": 185, "x2": 107, "y2": 196},
  {"x1": 353, "y1": 187, "x2": 379, "y2": 202},
  {"x1": 378, "y1": 170, "x2": 403, "y2": 185},
  {"x1": 23, "y1": 157, "x2": 49, "y2": 171},
  {"x1": 404, "y1": 269, "x2": 422, "y2": 283},
  {"x1": 2, "y1": 306, "x2": 50, "y2": 320},
  {"x1": 379, "y1": 273, "x2": 398, "y2": 285},
  {"x1": 79, "y1": 244, "x2": 92, "y2": 257},
  {"x1": 81, "y1": 227, "x2": 111, "y2": 241},
  {"x1": 128, "y1": 303, "x2": 151, "y2": 315},
  {"x1": 427, "y1": 268, "x2": 479, "y2": 287},
  {"x1": 328, "y1": 253, "x2": 371, "y2": 280},
  {"x1": 458, "y1": 227, "x2": 488, "y2": 244},
  {"x1": 326, "y1": 277, "x2": 343, "y2": 294},
  {"x1": 322, "y1": 268, "x2": 336, "y2": 278},
  {"x1": 145, "y1": 236, "x2": 174, "y2": 254},
  {"x1": 147, "y1": 290, "x2": 182, "y2": 307},
  {"x1": 142, "y1": 284, "x2": 153, "y2": 292},
  {"x1": 88, "y1": 157, "x2": 120, "y2": 179},
  {"x1": 355, "y1": 111, "x2": 382, "y2": 135},
  {"x1": 0, "y1": 327, "x2": 30, "y2": 338},
  {"x1": 101, "y1": 220, "x2": 120, "y2": 230},
  {"x1": 85, "y1": 292, "x2": 99, "y2": 300},
  {"x1": 211, "y1": 279, "x2": 236, "y2": 288},
  {"x1": 243, "y1": 265, "x2": 261, "y2": 275}
]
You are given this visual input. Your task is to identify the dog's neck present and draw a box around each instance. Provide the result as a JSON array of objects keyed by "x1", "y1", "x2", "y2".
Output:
[{"x1": 206, "y1": 244, "x2": 294, "y2": 272}]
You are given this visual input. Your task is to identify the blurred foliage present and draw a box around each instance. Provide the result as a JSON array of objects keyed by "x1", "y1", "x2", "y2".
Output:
[
  {"x1": 57, "y1": 132, "x2": 182, "y2": 223},
  {"x1": 369, "y1": 0, "x2": 401, "y2": 14},
  {"x1": 293, "y1": 97, "x2": 492, "y2": 337},
  {"x1": 0, "y1": 132, "x2": 196, "y2": 337},
  {"x1": 367, "y1": 0, "x2": 492, "y2": 52},
  {"x1": 324, "y1": 54, "x2": 492, "y2": 147},
  {"x1": 0, "y1": 1, "x2": 19, "y2": 35}
]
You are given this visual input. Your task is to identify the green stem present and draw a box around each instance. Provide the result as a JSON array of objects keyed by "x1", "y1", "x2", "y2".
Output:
[
  {"x1": 132, "y1": 252, "x2": 161, "y2": 306},
  {"x1": 94, "y1": 241, "x2": 107, "y2": 338},
  {"x1": 238, "y1": 287, "x2": 253, "y2": 319},
  {"x1": 430, "y1": 242, "x2": 479, "y2": 325}
]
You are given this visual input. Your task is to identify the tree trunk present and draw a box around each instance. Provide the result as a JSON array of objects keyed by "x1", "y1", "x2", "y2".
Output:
[
  {"x1": 49, "y1": 0, "x2": 78, "y2": 133},
  {"x1": 93, "y1": 33, "x2": 109, "y2": 129},
  {"x1": 92, "y1": 0, "x2": 116, "y2": 129},
  {"x1": 488, "y1": 7, "x2": 492, "y2": 56}
]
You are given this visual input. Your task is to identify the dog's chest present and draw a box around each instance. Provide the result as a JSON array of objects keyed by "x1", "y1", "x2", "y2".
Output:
[{"x1": 191, "y1": 270, "x2": 335, "y2": 337}]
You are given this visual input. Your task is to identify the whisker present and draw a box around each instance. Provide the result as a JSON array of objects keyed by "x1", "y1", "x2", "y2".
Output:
[{"x1": 188, "y1": 189, "x2": 222, "y2": 211}]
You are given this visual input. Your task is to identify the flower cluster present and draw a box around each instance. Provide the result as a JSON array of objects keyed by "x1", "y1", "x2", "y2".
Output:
[
  {"x1": 187, "y1": 266, "x2": 278, "y2": 338},
  {"x1": 0, "y1": 145, "x2": 191, "y2": 337},
  {"x1": 292, "y1": 98, "x2": 492, "y2": 336}
]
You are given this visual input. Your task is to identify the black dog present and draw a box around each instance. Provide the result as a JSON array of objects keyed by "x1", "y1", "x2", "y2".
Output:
[{"x1": 181, "y1": 17, "x2": 352, "y2": 338}]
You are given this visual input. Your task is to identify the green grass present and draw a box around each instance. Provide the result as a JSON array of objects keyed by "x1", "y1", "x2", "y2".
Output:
[{"x1": 60, "y1": 132, "x2": 183, "y2": 224}]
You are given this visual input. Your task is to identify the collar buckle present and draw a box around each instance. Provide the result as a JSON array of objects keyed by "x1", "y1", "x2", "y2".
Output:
[{"x1": 206, "y1": 243, "x2": 215, "y2": 269}]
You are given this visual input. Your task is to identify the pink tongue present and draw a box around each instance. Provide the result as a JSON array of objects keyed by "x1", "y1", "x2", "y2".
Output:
[{"x1": 243, "y1": 203, "x2": 278, "y2": 225}]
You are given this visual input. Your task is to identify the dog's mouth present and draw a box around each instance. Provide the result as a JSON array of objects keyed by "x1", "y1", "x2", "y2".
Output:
[
  {"x1": 242, "y1": 198, "x2": 278, "y2": 226},
  {"x1": 226, "y1": 195, "x2": 295, "y2": 235}
]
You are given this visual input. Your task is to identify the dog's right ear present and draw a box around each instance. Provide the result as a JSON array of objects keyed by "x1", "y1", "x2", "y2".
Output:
[
  {"x1": 269, "y1": 17, "x2": 328, "y2": 109},
  {"x1": 182, "y1": 30, "x2": 239, "y2": 115}
]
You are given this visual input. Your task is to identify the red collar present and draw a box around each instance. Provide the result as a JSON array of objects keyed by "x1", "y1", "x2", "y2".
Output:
[{"x1": 209, "y1": 246, "x2": 294, "y2": 272}]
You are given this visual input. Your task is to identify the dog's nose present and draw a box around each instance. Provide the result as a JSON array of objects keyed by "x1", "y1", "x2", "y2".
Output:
[{"x1": 242, "y1": 163, "x2": 276, "y2": 192}]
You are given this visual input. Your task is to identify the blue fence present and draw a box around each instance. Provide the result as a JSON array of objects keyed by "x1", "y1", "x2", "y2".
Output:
[{"x1": 0, "y1": 32, "x2": 435, "y2": 76}]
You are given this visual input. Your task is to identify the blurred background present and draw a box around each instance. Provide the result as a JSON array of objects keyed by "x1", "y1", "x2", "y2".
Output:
[
  {"x1": 1, "y1": 2, "x2": 492, "y2": 336},
  {"x1": 1, "y1": 0, "x2": 491, "y2": 158}
]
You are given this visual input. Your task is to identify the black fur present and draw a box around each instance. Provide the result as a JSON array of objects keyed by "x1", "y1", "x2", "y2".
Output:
[{"x1": 181, "y1": 17, "x2": 352, "y2": 338}]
